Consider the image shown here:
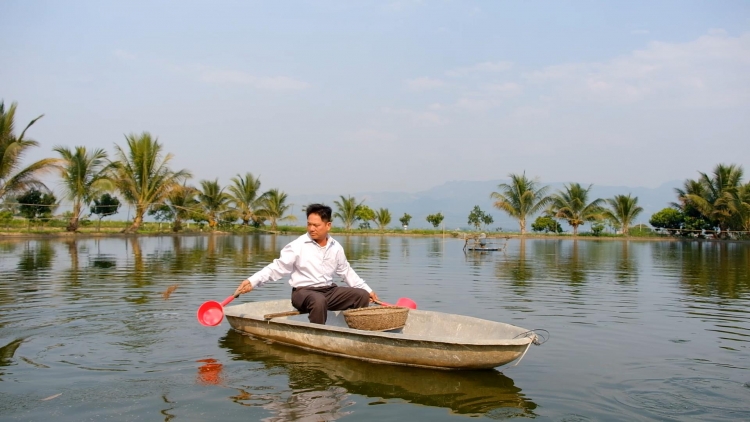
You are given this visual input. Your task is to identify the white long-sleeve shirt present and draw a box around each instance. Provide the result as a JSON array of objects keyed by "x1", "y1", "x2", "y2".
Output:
[{"x1": 246, "y1": 233, "x2": 372, "y2": 293}]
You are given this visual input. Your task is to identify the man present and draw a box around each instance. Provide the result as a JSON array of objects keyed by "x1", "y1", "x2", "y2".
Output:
[{"x1": 234, "y1": 203, "x2": 379, "y2": 324}]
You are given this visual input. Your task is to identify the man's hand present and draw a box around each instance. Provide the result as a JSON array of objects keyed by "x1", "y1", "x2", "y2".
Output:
[
  {"x1": 234, "y1": 280, "x2": 253, "y2": 296},
  {"x1": 369, "y1": 290, "x2": 380, "y2": 303}
]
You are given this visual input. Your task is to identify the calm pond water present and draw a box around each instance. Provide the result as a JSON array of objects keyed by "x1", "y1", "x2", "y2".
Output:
[{"x1": 1, "y1": 234, "x2": 749, "y2": 421}]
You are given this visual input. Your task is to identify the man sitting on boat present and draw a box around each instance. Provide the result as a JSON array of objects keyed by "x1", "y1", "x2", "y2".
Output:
[{"x1": 234, "y1": 203, "x2": 379, "y2": 324}]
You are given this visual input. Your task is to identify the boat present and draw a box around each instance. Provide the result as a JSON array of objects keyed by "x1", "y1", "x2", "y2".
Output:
[
  {"x1": 218, "y1": 329, "x2": 538, "y2": 416},
  {"x1": 223, "y1": 299, "x2": 538, "y2": 370}
]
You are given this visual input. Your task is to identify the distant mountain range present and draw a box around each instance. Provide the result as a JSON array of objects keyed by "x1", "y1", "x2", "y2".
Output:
[{"x1": 288, "y1": 179, "x2": 684, "y2": 233}]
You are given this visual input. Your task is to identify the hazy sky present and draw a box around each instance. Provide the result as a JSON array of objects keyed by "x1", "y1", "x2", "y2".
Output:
[{"x1": 3, "y1": 1, "x2": 749, "y2": 196}]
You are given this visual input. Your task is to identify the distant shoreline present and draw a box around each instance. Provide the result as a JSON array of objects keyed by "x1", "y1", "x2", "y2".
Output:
[{"x1": 1, "y1": 229, "x2": 746, "y2": 243}]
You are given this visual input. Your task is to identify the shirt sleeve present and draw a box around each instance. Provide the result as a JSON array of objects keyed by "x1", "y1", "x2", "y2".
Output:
[
  {"x1": 246, "y1": 242, "x2": 297, "y2": 288},
  {"x1": 335, "y1": 249, "x2": 372, "y2": 293}
]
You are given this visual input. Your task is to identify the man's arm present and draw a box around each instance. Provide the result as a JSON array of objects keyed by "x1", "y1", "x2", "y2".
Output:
[
  {"x1": 335, "y1": 249, "x2": 372, "y2": 293},
  {"x1": 235, "y1": 242, "x2": 297, "y2": 295}
]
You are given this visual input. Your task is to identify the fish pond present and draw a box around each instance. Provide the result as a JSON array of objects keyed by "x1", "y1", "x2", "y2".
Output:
[{"x1": 1, "y1": 234, "x2": 749, "y2": 421}]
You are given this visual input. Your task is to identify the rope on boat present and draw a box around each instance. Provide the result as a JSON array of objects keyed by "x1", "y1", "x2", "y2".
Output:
[
  {"x1": 514, "y1": 329, "x2": 549, "y2": 346},
  {"x1": 511, "y1": 329, "x2": 549, "y2": 367}
]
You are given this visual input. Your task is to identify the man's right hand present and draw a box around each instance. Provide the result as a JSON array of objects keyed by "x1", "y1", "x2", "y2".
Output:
[{"x1": 234, "y1": 280, "x2": 253, "y2": 296}]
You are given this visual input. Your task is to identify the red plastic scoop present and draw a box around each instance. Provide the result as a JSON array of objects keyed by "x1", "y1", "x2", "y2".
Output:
[
  {"x1": 375, "y1": 297, "x2": 417, "y2": 309},
  {"x1": 197, "y1": 294, "x2": 239, "y2": 326}
]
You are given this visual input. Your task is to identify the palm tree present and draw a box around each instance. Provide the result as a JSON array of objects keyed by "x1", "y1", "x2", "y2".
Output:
[
  {"x1": 684, "y1": 164, "x2": 744, "y2": 237},
  {"x1": 490, "y1": 172, "x2": 550, "y2": 234},
  {"x1": 54, "y1": 146, "x2": 113, "y2": 231},
  {"x1": 165, "y1": 182, "x2": 199, "y2": 232},
  {"x1": 550, "y1": 183, "x2": 604, "y2": 235},
  {"x1": 334, "y1": 195, "x2": 363, "y2": 231},
  {"x1": 228, "y1": 172, "x2": 262, "y2": 226},
  {"x1": 727, "y1": 182, "x2": 750, "y2": 233},
  {"x1": 602, "y1": 194, "x2": 643, "y2": 236},
  {"x1": 198, "y1": 179, "x2": 231, "y2": 229},
  {"x1": 0, "y1": 101, "x2": 59, "y2": 201},
  {"x1": 256, "y1": 189, "x2": 296, "y2": 230},
  {"x1": 112, "y1": 132, "x2": 191, "y2": 233},
  {"x1": 374, "y1": 208, "x2": 392, "y2": 231}
]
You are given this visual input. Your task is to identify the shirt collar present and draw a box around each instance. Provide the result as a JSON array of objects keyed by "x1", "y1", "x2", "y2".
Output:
[{"x1": 305, "y1": 233, "x2": 334, "y2": 248}]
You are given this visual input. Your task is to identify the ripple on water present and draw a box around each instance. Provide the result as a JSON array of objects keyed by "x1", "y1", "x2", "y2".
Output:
[{"x1": 616, "y1": 377, "x2": 750, "y2": 420}]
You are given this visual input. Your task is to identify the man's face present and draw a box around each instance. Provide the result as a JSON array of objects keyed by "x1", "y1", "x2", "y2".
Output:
[{"x1": 307, "y1": 213, "x2": 331, "y2": 241}]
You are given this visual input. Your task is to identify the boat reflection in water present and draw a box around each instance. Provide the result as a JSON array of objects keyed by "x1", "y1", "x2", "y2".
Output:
[{"x1": 219, "y1": 329, "x2": 537, "y2": 418}]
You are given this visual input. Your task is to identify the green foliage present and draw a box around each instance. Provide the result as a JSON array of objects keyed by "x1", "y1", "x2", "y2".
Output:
[
  {"x1": 355, "y1": 205, "x2": 375, "y2": 230},
  {"x1": 467, "y1": 206, "x2": 493, "y2": 230},
  {"x1": 491, "y1": 172, "x2": 550, "y2": 234},
  {"x1": 1, "y1": 101, "x2": 59, "y2": 201},
  {"x1": 91, "y1": 193, "x2": 121, "y2": 232},
  {"x1": 228, "y1": 172, "x2": 262, "y2": 226},
  {"x1": 426, "y1": 212, "x2": 444, "y2": 228},
  {"x1": 54, "y1": 145, "x2": 112, "y2": 231},
  {"x1": 531, "y1": 216, "x2": 563, "y2": 233},
  {"x1": 649, "y1": 208, "x2": 684, "y2": 235},
  {"x1": 374, "y1": 208, "x2": 391, "y2": 231},
  {"x1": 602, "y1": 194, "x2": 643, "y2": 236},
  {"x1": 399, "y1": 213, "x2": 412, "y2": 228},
  {"x1": 591, "y1": 222, "x2": 605, "y2": 236},
  {"x1": 113, "y1": 132, "x2": 191, "y2": 232},
  {"x1": 549, "y1": 183, "x2": 603, "y2": 235},
  {"x1": 333, "y1": 195, "x2": 363, "y2": 231},
  {"x1": 255, "y1": 189, "x2": 296, "y2": 230},
  {"x1": 148, "y1": 203, "x2": 174, "y2": 222},
  {"x1": 0, "y1": 210, "x2": 13, "y2": 228},
  {"x1": 17, "y1": 188, "x2": 57, "y2": 226}
]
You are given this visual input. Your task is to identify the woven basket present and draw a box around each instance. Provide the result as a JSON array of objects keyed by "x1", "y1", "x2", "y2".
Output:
[{"x1": 343, "y1": 306, "x2": 409, "y2": 331}]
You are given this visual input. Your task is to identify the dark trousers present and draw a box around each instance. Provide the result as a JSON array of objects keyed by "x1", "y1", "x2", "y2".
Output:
[{"x1": 291, "y1": 285, "x2": 370, "y2": 324}]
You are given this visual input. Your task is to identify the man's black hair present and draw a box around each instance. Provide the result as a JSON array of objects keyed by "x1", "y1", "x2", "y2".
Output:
[{"x1": 306, "y1": 203, "x2": 332, "y2": 222}]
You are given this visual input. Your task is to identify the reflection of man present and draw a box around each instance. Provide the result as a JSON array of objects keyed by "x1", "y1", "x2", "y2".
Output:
[{"x1": 234, "y1": 204, "x2": 378, "y2": 324}]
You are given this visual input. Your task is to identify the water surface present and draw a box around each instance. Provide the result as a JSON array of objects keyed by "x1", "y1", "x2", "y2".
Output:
[{"x1": 1, "y1": 235, "x2": 749, "y2": 420}]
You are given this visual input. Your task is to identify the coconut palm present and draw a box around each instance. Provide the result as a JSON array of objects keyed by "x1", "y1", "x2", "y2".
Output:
[
  {"x1": 54, "y1": 146, "x2": 113, "y2": 231},
  {"x1": 198, "y1": 179, "x2": 231, "y2": 229},
  {"x1": 490, "y1": 172, "x2": 551, "y2": 235},
  {"x1": 164, "y1": 182, "x2": 199, "y2": 232},
  {"x1": 334, "y1": 195, "x2": 363, "y2": 231},
  {"x1": 550, "y1": 183, "x2": 604, "y2": 235},
  {"x1": 374, "y1": 208, "x2": 392, "y2": 231},
  {"x1": 684, "y1": 164, "x2": 744, "y2": 236},
  {"x1": 602, "y1": 194, "x2": 643, "y2": 236},
  {"x1": 112, "y1": 132, "x2": 191, "y2": 233},
  {"x1": 256, "y1": 189, "x2": 296, "y2": 230},
  {"x1": 228, "y1": 172, "x2": 262, "y2": 226},
  {"x1": 0, "y1": 101, "x2": 59, "y2": 201},
  {"x1": 727, "y1": 182, "x2": 750, "y2": 233}
]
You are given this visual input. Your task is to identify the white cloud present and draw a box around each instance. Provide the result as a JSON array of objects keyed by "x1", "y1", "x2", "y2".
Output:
[
  {"x1": 445, "y1": 61, "x2": 513, "y2": 77},
  {"x1": 198, "y1": 68, "x2": 310, "y2": 91},
  {"x1": 406, "y1": 77, "x2": 446, "y2": 91},
  {"x1": 524, "y1": 31, "x2": 750, "y2": 107}
]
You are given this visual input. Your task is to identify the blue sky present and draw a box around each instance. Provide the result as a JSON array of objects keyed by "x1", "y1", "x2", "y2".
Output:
[{"x1": 2, "y1": 1, "x2": 749, "y2": 196}]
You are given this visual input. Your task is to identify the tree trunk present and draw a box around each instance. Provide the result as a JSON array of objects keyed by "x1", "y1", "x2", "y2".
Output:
[
  {"x1": 66, "y1": 202, "x2": 81, "y2": 232},
  {"x1": 124, "y1": 208, "x2": 144, "y2": 233},
  {"x1": 573, "y1": 225, "x2": 578, "y2": 236},
  {"x1": 519, "y1": 218, "x2": 526, "y2": 235}
]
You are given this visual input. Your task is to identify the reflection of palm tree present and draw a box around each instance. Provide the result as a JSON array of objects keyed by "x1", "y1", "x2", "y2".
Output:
[
  {"x1": 491, "y1": 173, "x2": 550, "y2": 235},
  {"x1": 602, "y1": 194, "x2": 643, "y2": 236},
  {"x1": 113, "y1": 132, "x2": 191, "y2": 233},
  {"x1": 0, "y1": 101, "x2": 59, "y2": 201},
  {"x1": 550, "y1": 183, "x2": 603, "y2": 236},
  {"x1": 256, "y1": 189, "x2": 296, "y2": 231},
  {"x1": 54, "y1": 146, "x2": 112, "y2": 231},
  {"x1": 228, "y1": 172, "x2": 262, "y2": 226},
  {"x1": 333, "y1": 195, "x2": 362, "y2": 231}
]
